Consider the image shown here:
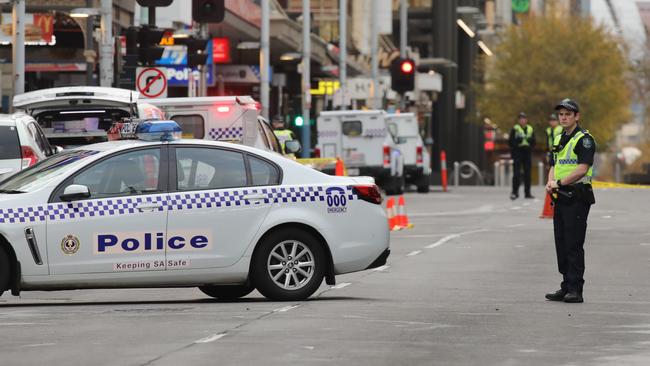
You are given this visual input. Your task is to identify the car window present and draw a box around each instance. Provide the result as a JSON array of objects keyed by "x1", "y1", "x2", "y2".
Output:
[
  {"x1": 249, "y1": 155, "x2": 280, "y2": 186},
  {"x1": 260, "y1": 120, "x2": 282, "y2": 153},
  {"x1": 67, "y1": 149, "x2": 161, "y2": 199},
  {"x1": 0, "y1": 126, "x2": 21, "y2": 159},
  {"x1": 29, "y1": 122, "x2": 52, "y2": 155},
  {"x1": 256, "y1": 121, "x2": 271, "y2": 149},
  {"x1": 176, "y1": 147, "x2": 247, "y2": 191},
  {"x1": 171, "y1": 114, "x2": 205, "y2": 139},
  {"x1": 342, "y1": 121, "x2": 362, "y2": 136},
  {"x1": 0, "y1": 150, "x2": 98, "y2": 192}
]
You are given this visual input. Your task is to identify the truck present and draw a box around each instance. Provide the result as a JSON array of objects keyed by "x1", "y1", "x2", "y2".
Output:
[
  {"x1": 316, "y1": 110, "x2": 405, "y2": 195},
  {"x1": 385, "y1": 113, "x2": 431, "y2": 193}
]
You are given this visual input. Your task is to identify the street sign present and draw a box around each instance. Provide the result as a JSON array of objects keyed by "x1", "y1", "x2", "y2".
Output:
[{"x1": 136, "y1": 67, "x2": 168, "y2": 98}]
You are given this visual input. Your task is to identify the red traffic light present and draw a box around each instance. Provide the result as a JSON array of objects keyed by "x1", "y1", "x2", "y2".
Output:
[{"x1": 400, "y1": 60, "x2": 414, "y2": 74}]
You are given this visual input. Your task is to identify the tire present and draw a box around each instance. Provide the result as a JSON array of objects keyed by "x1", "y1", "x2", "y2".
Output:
[
  {"x1": 252, "y1": 228, "x2": 326, "y2": 301},
  {"x1": 198, "y1": 284, "x2": 255, "y2": 301},
  {"x1": 0, "y1": 247, "x2": 10, "y2": 298},
  {"x1": 394, "y1": 175, "x2": 406, "y2": 195},
  {"x1": 416, "y1": 174, "x2": 431, "y2": 193}
]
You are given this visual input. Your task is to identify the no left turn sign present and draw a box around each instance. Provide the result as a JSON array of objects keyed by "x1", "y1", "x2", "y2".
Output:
[{"x1": 136, "y1": 67, "x2": 168, "y2": 98}]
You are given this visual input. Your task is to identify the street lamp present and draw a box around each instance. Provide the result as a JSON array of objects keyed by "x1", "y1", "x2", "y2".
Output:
[{"x1": 70, "y1": 8, "x2": 100, "y2": 18}]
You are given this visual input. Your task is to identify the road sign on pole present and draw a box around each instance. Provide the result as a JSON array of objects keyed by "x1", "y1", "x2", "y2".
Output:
[{"x1": 136, "y1": 67, "x2": 168, "y2": 98}]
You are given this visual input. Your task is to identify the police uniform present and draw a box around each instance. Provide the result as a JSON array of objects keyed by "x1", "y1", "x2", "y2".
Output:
[
  {"x1": 547, "y1": 103, "x2": 596, "y2": 303},
  {"x1": 273, "y1": 129, "x2": 295, "y2": 154},
  {"x1": 546, "y1": 124, "x2": 563, "y2": 152},
  {"x1": 509, "y1": 114, "x2": 535, "y2": 199}
]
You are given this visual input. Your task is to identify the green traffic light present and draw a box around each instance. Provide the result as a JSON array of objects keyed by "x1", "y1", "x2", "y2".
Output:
[{"x1": 294, "y1": 116, "x2": 304, "y2": 126}]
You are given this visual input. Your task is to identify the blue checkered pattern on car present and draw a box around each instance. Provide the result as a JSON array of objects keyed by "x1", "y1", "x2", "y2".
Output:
[
  {"x1": 207, "y1": 127, "x2": 244, "y2": 140},
  {"x1": 0, "y1": 185, "x2": 356, "y2": 224},
  {"x1": 363, "y1": 128, "x2": 386, "y2": 137}
]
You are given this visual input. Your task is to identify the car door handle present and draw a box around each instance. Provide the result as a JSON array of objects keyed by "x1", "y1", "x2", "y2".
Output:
[
  {"x1": 136, "y1": 203, "x2": 163, "y2": 211},
  {"x1": 243, "y1": 194, "x2": 266, "y2": 201}
]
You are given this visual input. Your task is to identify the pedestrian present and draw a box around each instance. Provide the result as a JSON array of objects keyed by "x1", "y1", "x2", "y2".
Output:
[
  {"x1": 545, "y1": 98, "x2": 596, "y2": 303},
  {"x1": 546, "y1": 113, "x2": 563, "y2": 154},
  {"x1": 509, "y1": 112, "x2": 535, "y2": 200}
]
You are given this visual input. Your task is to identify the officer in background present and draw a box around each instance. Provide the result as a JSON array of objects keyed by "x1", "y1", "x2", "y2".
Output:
[
  {"x1": 545, "y1": 98, "x2": 596, "y2": 303},
  {"x1": 272, "y1": 115, "x2": 297, "y2": 155},
  {"x1": 546, "y1": 113, "x2": 563, "y2": 154},
  {"x1": 509, "y1": 112, "x2": 536, "y2": 200}
]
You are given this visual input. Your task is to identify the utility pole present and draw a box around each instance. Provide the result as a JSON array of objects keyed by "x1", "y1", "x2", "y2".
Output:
[
  {"x1": 12, "y1": 0, "x2": 25, "y2": 96},
  {"x1": 199, "y1": 23, "x2": 208, "y2": 97},
  {"x1": 261, "y1": 0, "x2": 270, "y2": 119},
  {"x1": 85, "y1": 0, "x2": 95, "y2": 86},
  {"x1": 339, "y1": 0, "x2": 347, "y2": 110},
  {"x1": 100, "y1": 0, "x2": 114, "y2": 87},
  {"x1": 399, "y1": 0, "x2": 408, "y2": 110},
  {"x1": 370, "y1": 3, "x2": 379, "y2": 109},
  {"x1": 301, "y1": 0, "x2": 311, "y2": 158}
]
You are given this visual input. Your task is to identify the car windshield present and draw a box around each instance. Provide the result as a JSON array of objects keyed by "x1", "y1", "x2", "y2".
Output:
[{"x1": 0, "y1": 150, "x2": 99, "y2": 193}]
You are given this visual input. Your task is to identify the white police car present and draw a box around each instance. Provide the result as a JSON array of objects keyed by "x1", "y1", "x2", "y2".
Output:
[{"x1": 0, "y1": 120, "x2": 389, "y2": 301}]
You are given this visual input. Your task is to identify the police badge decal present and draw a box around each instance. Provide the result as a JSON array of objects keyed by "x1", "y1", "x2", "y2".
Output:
[{"x1": 61, "y1": 235, "x2": 80, "y2": 255}]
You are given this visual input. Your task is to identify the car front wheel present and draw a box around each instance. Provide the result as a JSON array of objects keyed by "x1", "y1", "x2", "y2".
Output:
[{"x1": 252, "y1": 229, "x2": 326, "y2": 301}]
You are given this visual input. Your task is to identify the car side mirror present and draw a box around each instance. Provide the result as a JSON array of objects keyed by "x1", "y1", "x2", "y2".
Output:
[
  {"x1": 284, "y1": 140, "x2": 302, "y2": 155},
  {"x1": 60, "y1": 184, "x2": 91, "y2": 202}
]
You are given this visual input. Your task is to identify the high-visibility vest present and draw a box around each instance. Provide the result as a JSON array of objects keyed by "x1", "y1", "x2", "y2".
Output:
[
  {"x1": 553, "y1": 129, "x2": 594, "y2": 184},
  {"x1": 513, "y1": 124, "x2": 534, "y2": 147},
  {"x1": 274, "y1": 129, "x2": 293, "y2": 151},
  {"x1": 546, "y1": 125, "x2": 563, "y2": 150}
]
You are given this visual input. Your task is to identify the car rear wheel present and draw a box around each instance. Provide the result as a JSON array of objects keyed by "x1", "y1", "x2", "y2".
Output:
[
  {"x1": 0, "y1": 247, "x2": 10, "y2": 297},
  {"x1": 252, "y1": 229, "x2": 326, "y2": 301},
  {"x1": 198, "y1": 284, "x2": 255, "y2": 301},
  {"x1": 416, "y1": 174, "x2": 431, "y2": 193}
]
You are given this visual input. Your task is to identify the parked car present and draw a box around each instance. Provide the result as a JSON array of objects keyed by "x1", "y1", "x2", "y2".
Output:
[{"x1": 0, "y1": 113, "x2": 57, "y2": 181}]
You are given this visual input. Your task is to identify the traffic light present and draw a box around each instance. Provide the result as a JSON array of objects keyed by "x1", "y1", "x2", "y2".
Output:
[
  {"x1": 174, "y1": 37, "x2": 209, "y2": 68},
  {"x1": 138, "y1": 26, "x2": 167, "y2": 66},
  {"x1": 390, "y1": 57, "x2": 416, "y2": 94},
  {"x1": 136, "y1": 0, "x2": 173, "y2": 6},
  {"x1": 294, "y1": 115, "x2": 304, "y2": 127},
  {"x1": 119, "y1": 27, "x2": 141, "y2": 89},
  {"x1": 192, "y1": 0, "x2": 225, "y2": 23}
]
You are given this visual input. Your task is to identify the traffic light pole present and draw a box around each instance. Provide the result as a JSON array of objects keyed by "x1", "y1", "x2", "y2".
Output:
[
  {"x1": 12, "y1": 0, "x2": 25, "y2": 96},
  {"x1": 260, "y1": 0, "x2": 270, "y2": 119},
  {"x1": 199, "y1": 23, "x2": 208, "y2": 97},
  {"x1": 339, "y1": 0, "x2": 346, "y2": 110},
  {"x1": 399, "y1": 0, "x2": 408, "y2": 110},
  {"x1": 301, "y1": 0, "x2": 311, "y2": 158},
  {"x1": 370, "y1": 4, "x2": 379, "y2": 109},
  {"x1": 100, "y1": 0, "x2": 114, "y2": 87}
]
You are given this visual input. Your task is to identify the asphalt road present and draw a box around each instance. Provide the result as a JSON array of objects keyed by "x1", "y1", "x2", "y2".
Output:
[{"x1": 1, "y1": 186, "x2": 649, "y2": 366}]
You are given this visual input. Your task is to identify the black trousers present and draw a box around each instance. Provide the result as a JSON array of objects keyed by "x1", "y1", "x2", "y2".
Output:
[
  {"x1": 553, "y1": 199, "x2": 591, "y2": 293},
  {"x1": 512, "y1": 153, "x2": 531, "y2": 196}
]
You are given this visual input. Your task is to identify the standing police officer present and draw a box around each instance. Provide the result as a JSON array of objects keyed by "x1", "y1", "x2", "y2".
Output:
[
  {"x1": 546, "y1": 113, "x2": 563, "y2": 153},
  {"x1": 509, "y1": 112, "x2": 536, "y2": 200},
  {"x1": 545, "y1": 98, "x2": 596, "y2": 303},
  {"x1": 272, "y1": 115, "x2": 297, "y2": 155}
]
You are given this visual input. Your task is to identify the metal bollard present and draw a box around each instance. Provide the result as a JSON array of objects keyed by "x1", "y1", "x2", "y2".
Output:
[
  {"x1": 454, "y1": 161, "x2": 460, "y2": 187},
  {"x1": 494, "y1": 161, "x2": 500, "y2": 187},
  {"x1": 499, "y1": 160, "x2": 507, "y2": 187},
  {"x1": 538, "y1": 161, "x2": 544, "y2": 186}
]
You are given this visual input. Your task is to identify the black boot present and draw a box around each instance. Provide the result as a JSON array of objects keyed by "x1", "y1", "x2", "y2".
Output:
[
  {"x1": 545, "y1": 289, "x2": 567, "y2": 301},
  {"x1": 563, "y1": 292, "x2": 584, "y2": 303}
]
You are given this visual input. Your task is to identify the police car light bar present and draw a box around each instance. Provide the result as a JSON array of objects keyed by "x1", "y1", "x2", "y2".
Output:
[
  {"x1": 136, "y1": 120, "x2": 182, "y2": 141},
  {"x1": 108, "y1": 119, "x2": 182, "y2": 142}
]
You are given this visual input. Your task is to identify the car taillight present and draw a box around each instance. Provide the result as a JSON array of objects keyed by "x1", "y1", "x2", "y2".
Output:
[
  {"x1": 216, "y1": 106, "x2": 230, "y2": 113},
  {"x1": 21, "y1": 146, "x2": 38, "y2": 168},
  {"x1": 314, "y1": 147, "x2": 321, "y2": 158},
  {"x1": 416, "y1": 146, "x2": 423, "y2": 165},
  {"x1": 383, "y1": 145, "x2": 390, "y2": 167},
  {"x1": 353, "y1": 185, "x2": 382, "y2": 205}
]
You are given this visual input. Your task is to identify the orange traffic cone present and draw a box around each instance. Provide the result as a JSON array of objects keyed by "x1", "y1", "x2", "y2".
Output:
[
  {"x1": 335, "y1": 158, "x2": 346, "y2": 176},
  {"x1": 539, "y1": 192, "x2": 554, "y2": 219},
  {"x1": 386, "y1": 197, "x2": 401, "y2": 231},
  {"x1": 396, "y1": 195, "x2": 414, "y2": 229}
]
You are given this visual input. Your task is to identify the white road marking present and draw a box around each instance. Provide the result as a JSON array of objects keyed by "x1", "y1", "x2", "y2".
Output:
[
  {"x1": 21, "y1": 343, "x2": 56, "y2": 348},
  {"x1": 331, "y1": 282, "x2": 351, "y2": 290},
  {"x1": 302, "y1": 346, "x2": 315, "y2": 350},
  {"x1": 506, "y1": 224, "x2": 525, "y2": 228},
  {"x1": 640, "y1": 243, "x2": 650, "y2": 246},
  {"x1": 409, "y1": 205, "x2": 496, "y2": 217},
  {"x1": 407, "y1": 250, "x2": 422, "y2": 256},
  {"x1": 425, "y1": 229, "x2": 488, "y2": 249},
  {"x1": 394, "y1": 234, "x2": 447, "y2": 238},
  {"x1": 274, "y1": 305, "x2": 301, "y2": 312},
  {"x1": 522, "y1": 202, "x2": 531, "y2": 207},
  {"x1": 372, "y1": 265, "x2": 390, "y2": 272},
  {"x1": 0, "y1": 322, "x2": 50, "y2": 326},
  {"x1": 194, "y1": 333, "x2": 226, "y2": 344},
  {"x1": 602, "y1": 215, "x2": 612, "y2": 219},
  {"x1": 510, "y1": 206, "x2": 522, "y2": 210}
]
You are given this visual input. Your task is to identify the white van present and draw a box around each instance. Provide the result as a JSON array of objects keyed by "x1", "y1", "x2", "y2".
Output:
[
  {"x1": 13, "y1": 87, "x2": 164, "y2": 148},
  {"x1": 385, "y1": 113, "x2": 431, "y2": 192},
  {"x1": 147, "y1": 96, "x2": 295, "y2": 156},
  {"x1": 316, "y1": 110, "x2": 405, "y2": 195}
]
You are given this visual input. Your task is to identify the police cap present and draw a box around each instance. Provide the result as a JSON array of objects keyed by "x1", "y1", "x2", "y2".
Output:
[{"x1": 554, "y1": 98, "x2": 580, "y2": 113}]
